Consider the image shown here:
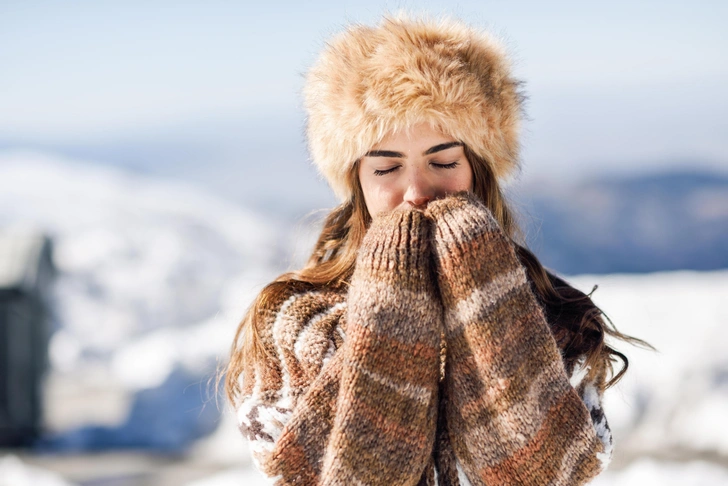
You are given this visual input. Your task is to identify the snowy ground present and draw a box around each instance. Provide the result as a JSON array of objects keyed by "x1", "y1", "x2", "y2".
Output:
[{"x1": 1, "y1": 151, "x2": 727, "y2": 484}]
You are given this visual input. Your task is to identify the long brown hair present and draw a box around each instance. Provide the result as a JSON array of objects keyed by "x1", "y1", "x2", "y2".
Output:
[{"x1": 225, "y1": 146, "x2": 649, "y2": 405}]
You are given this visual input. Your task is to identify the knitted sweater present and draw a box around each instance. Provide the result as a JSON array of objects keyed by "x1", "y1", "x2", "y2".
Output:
[{"x1": 236, "y1": 193, "x2": 613, "y2": 485}]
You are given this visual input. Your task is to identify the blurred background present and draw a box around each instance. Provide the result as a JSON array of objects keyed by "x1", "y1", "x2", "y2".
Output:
[{"x1": 1, "y1": 0, "x2": 727, "y2": 484}]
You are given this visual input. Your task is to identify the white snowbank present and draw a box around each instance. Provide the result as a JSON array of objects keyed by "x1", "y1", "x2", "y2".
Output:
[
  {"x1": 0, "y1": 150, "x2": 280, "y2": 389},
  {"x1": 185, "y1": 467, "x2": 270, "y2": 486},
  {"x1": 0, "y1": 456, "x2": 76, "y2": 486},
  {"x1": 2, "y1": 151, "x2": 727, "y2": 482},
  {"x1": 569, "y1": 271, "x2": 728, "y2": 457},
  {"x1": 592, "y1": 459, "x2": 728, "y2": 486}
]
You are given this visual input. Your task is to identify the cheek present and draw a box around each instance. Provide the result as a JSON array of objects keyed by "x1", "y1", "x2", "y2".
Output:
[
  {"x1": 359, "y1": 177, "x2": 402, "y2": 214},
  {"x1": 443, "y1": 167, "x2": 473, "y2": 193},
  {"x1": 461, "y1": 162, "x2": 475, "y2": 191}
]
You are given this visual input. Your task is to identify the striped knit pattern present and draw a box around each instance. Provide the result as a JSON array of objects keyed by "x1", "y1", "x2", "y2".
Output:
[
  {"x1": 238, "y1": 290, "x2": 348, "y2": 481},
  {"x1": 427, "y1": 192, "x2": 606, "y2": 485},
  {"x1": 237, "y1": 196, "x2": 613, "y2": 485},
  {"x1": 321, "y1": 209, "x2": 441, "y2": 485}
]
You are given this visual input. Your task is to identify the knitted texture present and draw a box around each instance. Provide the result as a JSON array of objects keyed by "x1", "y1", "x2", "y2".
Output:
[
  {"x1": 322, "y1": 209, "x2": 441, "y2": 484},
  {"x1": 237, "y1": 195, "x2": 613, "y2": 485},
  {"x1": 427, "y1": 192, "x2": 606, "y2": 484}
]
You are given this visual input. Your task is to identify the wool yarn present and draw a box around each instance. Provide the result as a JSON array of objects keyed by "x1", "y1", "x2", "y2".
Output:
[{"x1": 237, "y1": 195, "x2": 613, "y2": 485}]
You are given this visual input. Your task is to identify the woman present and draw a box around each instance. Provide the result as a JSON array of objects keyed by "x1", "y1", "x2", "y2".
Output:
[{"x1": 226, "y1": 14, "x2": 636, "y2": 485}]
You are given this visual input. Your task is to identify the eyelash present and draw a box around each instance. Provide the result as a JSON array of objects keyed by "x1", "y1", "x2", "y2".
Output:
[
  {"x1": 373, "y1": 161, "x2": 460, "y2": 176},
  {"x1": 373, "y1": 167, "x2": 398, "y2": 176}
]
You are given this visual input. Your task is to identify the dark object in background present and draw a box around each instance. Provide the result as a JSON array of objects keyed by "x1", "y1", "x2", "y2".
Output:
[{"x1": 0, "y1": 231, "x2": 55, "y2": 447}]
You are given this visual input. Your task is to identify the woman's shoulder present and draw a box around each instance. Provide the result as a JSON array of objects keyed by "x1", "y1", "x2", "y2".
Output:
[
  {"x1": 252, "y1": 282, "x2": 349, "y2": 357},
  {"x1": 248, "y1": 282, "x2": 348, "y2": 398},
  {"x1": 256, "y1": 282, "x2": 348, "y2": 330}
]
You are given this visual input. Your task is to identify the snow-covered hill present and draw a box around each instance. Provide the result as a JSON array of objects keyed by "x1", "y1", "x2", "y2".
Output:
[
  {"x1": 570, "y1": 271, "x2": 728, "y2": 461},
  {"x1": 0, "y1": 150, "x2": 286, "y2": 380},
  {"x1": 1, "y1": 151, "x2": 727, "y2": 484},
  {"x1": 0, "y1": 151, "x2": 301, "y2": 452}
]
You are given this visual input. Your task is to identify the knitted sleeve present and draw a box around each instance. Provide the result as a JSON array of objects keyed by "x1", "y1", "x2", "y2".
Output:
[
  {"x1": 238, "y1": 209, "x2": 442, "y2": 485},
  {"x1": 321, "y1": 208, "x2": 442, "y2": 485},
  {"x1": 426, "y1": 192, "x2": 611, "y2": 486},
  {"x1": 236, "y1": 289, "x2": 348, "y2": 482}
]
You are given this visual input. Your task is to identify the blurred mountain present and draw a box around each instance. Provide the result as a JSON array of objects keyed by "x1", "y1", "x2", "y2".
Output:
[
  {"x1": 0, "y1": 113, "x2": 337, "y2": 218},
  {"x1": 2, "y1": 151, "x2": 728, "y2": 477},
  {"x1": 0, "y1": 152, "x2": 285, "y2": 452},
  {"x1": 516, "y1": 170, "x2": 728, "y2": 274},
  {"x1": 3, "y1": 124, "x2": 727, "y2": 274}
]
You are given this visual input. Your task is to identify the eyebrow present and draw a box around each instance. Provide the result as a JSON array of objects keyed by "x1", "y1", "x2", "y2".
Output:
[{"x1": 364, "y1": 141, "x2": 463, "y2": 158}]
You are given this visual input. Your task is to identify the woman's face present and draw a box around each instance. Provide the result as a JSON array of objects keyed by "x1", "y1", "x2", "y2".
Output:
[{"x1": 358, "y1": 123, "x2": 473, "y2": 217}]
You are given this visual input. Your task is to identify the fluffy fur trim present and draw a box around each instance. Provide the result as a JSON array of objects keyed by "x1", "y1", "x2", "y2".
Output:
[{"x1": 304, "y1": 14, "x2": 525, "y2": 201}]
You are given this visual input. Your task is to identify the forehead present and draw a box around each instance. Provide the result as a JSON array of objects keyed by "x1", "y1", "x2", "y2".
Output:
[{"x1": 372, "y1": 122, "x2": 457, "y2": 151}]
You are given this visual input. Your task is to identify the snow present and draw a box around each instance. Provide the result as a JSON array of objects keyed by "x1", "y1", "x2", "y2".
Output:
[
  {"x1": 0, "y1": 150, "x2": 285, "y2": 452},
  {"x1": 1, "y1": 151, "x2": 727, "y2": 483},
  {"x1": 568, "y1": 271, "x2": 728, "y2": 459},
  {"x1": 0, "y1": 456, "x2": 76, "y2": 486},
  {"x1": 592, "y1": 459, "x2": 728, "y2": 486},
  {"x1": 0, "y1": 150, "x2": 279, "y2": 383},
  {"x1": 185, "y1": 467, "x2": 273, "y2": 486}
]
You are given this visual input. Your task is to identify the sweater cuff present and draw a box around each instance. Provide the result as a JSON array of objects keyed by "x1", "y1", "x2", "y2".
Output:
[
  {"x1": 355, "y1": 208, "x2": 432, "y2": 291},
  {"x1": 425, "y1": 192, "x2": 519, "y2": 308},
  {"x1": 425, "y1": 191, "x2": 500, "y2": 240}
]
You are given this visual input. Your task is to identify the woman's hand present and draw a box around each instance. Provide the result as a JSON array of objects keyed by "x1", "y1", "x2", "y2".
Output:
[
  {"x1": 321, "y1": 208, "x2": 443, "y2": 486},
  {"x1": 424, "y1": 192, "x2": 607, "y2": 485},
  {"x1": 425, "y1": 191, "x2": 514, "y2": 310},
  {"x1": 354, "y1": 207, "x2": 435, "y2": 292}
]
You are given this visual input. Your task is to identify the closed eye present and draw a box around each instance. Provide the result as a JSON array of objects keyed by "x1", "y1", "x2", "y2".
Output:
[
  {"x1": 432, "y1": 161, "x2": 460, "y2": 169},
  {"x1": 373, "y1": 166, "x2": 400, "y2": 176}
]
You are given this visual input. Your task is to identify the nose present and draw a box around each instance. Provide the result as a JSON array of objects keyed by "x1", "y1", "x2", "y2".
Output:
[{"x1": 403, "y1": 170, "x2": 435, "y2": 209}]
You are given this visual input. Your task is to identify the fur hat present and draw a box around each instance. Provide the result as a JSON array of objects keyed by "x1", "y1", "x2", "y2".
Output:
[{"x1": 303, "y1": 14, "x2": 525, "y2": 201}]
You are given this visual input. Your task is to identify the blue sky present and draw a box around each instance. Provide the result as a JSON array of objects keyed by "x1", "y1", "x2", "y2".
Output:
[{"x1": 1, "y1": 0, "x2": 727, "y2": 180}]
